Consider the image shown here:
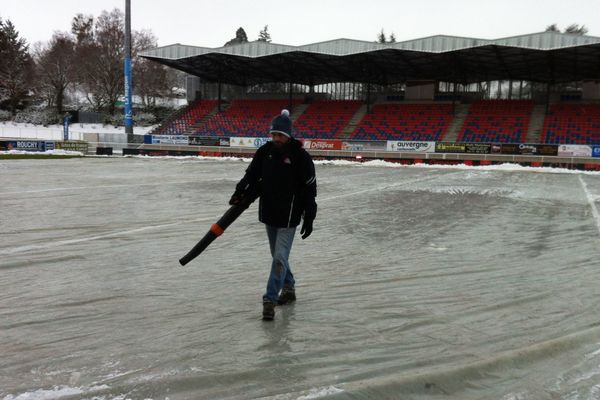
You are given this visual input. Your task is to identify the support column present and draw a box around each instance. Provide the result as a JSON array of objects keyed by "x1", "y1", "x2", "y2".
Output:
[
  {"x1": 519, "y1": 80, "x2": 523, "y2": 99},
  {"x1": 545, "y1": 83, "x2": 551, "y2": 114},
  {"x1": 366, "y1": 83, "x2": 371, "y2": 113},
  {"x1": 217, "y1": 80, "x2": 222, "y2": 113}
]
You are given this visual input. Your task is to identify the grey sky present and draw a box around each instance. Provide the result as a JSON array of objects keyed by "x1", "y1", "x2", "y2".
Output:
[{"x1": 1, "y1": 0, "x2": 598, "y2": 48}]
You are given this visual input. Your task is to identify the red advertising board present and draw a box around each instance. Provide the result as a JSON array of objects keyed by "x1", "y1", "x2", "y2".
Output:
[{"x1": 301, "y1": 139, "x2": 342, "y2": 151}]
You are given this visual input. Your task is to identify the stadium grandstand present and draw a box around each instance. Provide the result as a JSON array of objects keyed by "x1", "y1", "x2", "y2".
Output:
[
  {"x1": 458, "y1": 100, "x2": 534, "y2": 143},
  {"x1": 351, "y1": 103, "x2": 453, "y2": 141},
  {"x1": 140, "y1": 32, "x2": 600, "y2": 145}
]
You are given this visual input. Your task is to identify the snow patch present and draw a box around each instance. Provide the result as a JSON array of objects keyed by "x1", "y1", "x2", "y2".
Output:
[
  {"x1": 296, "y1": 386, "x2": 343, "y2": 399},
  {"x1": 2, "y1": 385, "x2": 109, "y2": 400},
  {"x1": 0, "y1": 150, "x2": 83, "y2": 156},
  {"x1": 159, "y1": 156, "x2": 600, "y2": 176}
]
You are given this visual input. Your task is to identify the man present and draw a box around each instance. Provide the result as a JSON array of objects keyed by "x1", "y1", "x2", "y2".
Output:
[{"x1": 229, "y1": 109, "x2": 317, "y2": 320}]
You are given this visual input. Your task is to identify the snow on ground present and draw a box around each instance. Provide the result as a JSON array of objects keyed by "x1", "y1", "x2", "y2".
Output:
[{"x1": 0, "y1": 122, "x2": 154, "y2": 141}]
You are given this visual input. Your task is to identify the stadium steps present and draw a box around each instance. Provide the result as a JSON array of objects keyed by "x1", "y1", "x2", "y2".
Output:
[
  {"x1": 337, "y1": 104, "x2": 369, "y2": 139},
  {"x1": 150, "y1": 99, "x2": 200, "y2": 135},
  {"x1": 443, "y1": 104, "x2": 471, "y2": 142},
  {"x1": 186, "y1": 103, "x2": 225, "y2": 134},
  {"x1": 291, "y1": 103, "x2": 310, "y2": 121},
  {"x1": 526, "y1": 104, "x2": 546, "y2": 144}
]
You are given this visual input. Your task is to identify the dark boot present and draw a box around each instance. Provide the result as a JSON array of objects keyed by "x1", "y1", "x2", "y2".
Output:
[
  {"x1": 262, "y1": 301, "x2": 275, "y2": 320},
  {"x1": 278, "y1": 286, "x2": 296, "y2": 305}
]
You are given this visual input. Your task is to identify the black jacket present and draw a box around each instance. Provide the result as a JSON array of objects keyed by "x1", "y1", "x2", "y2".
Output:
[{"x1": 236, "y1": 139, "x2": 317, "y2": 228}]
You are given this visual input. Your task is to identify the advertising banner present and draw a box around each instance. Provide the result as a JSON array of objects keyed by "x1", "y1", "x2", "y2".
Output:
[
  {"x1": 341, "y1": 141, "x2": 386, "y2": 151},
  {"x1": 189, "y1": 136, "x2": 222, "y2": 146},
  {"x1": 124, "y1": 57, "x2": 133, "y2": 129},
  {"x1": 63, "y1": 114, "x2": 71, "y2": 141},
  {"x1": 533, "y1": 144, "x2": 559, "y2": 156},
  {"x1": 387, "y1": 141, "x2": 435, "y2": 152},
  {"x1": 45, "y1": 141, "x2": 55, "y2": 151},
  {"x1": 498, "y1": 143, "x2": 559, "y2": 156},
  {"x1": 464, "y1": 143, "x2": 492, "y2": 154},
  {"x1": 149, "y1": 135, "x2": 189, "y2": 145},
  {"x1": 558, "y1": 145, "x2": 593, "y2": 157},
  {"x1": 230, "y1": 137, "x2": 270, "y2": 148},
  {"x1": 593, "y1": 146, "x2": 600, "y2": 158},
  {"x1": 55, "y1": 141, "x2": 89, "y2": 153},
  {"x1": 514, "y1": 144, "x2": 539, "y2": 155},
  {"x1": 4, "y1": 140, "x2": 46, "y2": 152},
  {"x1": 302, "y1": 139, "x2": 342, "y2": 151},
  {"x1": 435, "y1": 142, "x2": 466, "y2": 153},
  {"x1": 499, "y1": 143, "x2": 522, "y2": 154}
]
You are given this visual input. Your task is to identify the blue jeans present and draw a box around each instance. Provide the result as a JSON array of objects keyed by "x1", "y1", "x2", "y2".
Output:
[{"x1": 263, "y1": 225, "x2": 296, "y2": 304}]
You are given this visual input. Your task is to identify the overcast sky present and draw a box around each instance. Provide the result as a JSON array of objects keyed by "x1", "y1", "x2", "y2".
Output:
[{"x1": 1, "y1": 0, "x2": 598, "y2": 48}]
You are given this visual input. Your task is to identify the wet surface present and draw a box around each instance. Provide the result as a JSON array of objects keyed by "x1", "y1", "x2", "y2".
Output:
[{"x1": 1, "y1": 157, "x2": 600, "y2": 399}]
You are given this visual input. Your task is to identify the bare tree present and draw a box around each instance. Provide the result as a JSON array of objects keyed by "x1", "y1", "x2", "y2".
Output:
[
  {"x1": 71, "y1": 9, "x2": 126, "y2": 115},
  {"x1": 133, "y1": 30, "x2": 176, "y2": 108},
  {"x1": 93, "y1": 9, "x2": 125, "y2": 115},
  {"x1": 71, "y1": 13, "x2": 104, "y2": 111},
  {"x1": 71, "y1": 14, "x2": 94, "y2": 45},
  {"x1": 34, "y1": 32, "x2": 76, "y2": 114}
]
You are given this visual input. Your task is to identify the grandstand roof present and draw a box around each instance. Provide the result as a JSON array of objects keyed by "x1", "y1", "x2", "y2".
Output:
[{"x1": 141, "y1": 32, "x2": 600, "y2": 86}]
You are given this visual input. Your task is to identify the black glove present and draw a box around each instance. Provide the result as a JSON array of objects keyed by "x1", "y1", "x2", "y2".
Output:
[
  {"x1": 229, "y1": 190, "x2": 245, "y2": 206},
  {"x1": 300, "y1": 219, "x2": 313, "y2": 240}
]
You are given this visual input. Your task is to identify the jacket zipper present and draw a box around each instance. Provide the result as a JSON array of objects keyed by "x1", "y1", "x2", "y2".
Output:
[{"x1": 287, "y1": 195, "x2": 295, "y2": 227}]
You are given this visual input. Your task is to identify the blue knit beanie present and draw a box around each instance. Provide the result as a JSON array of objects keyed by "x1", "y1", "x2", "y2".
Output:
[{"x1": 270, "y1": 109, "x2": 292, "y2": 138}]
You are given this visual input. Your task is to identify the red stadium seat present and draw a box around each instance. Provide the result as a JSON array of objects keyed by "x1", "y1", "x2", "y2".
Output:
[
  {"x1": 154, "y1": 100, "x2": 218, "y2": 135},
  {"x1": 457, "y1": 100, "x2": 534, "y2": 143},
  {"x1": 541, "y1": 104, "x2": 600, "y2": 145},
  {"x1": 350, "y1": 103, "x2": 453, "y2": 141},
  {"x1": 293, "y1": 100, "x2": 362, "y2": 139},
  {"x1": 196, "y1": 99, "x2": 301, "y2": 137}
]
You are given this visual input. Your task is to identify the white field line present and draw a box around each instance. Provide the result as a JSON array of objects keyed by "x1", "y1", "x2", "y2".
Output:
[
  {"x1": 578, "y1": 175, "x2": 600, "y2": 237},
  {"x1": 320, "y1": 171, "x2": 461, "y2": 202},
  {"x1": 0, "y1": 180, "x2": 201, "y2": 196},
  {"x1": 1, "y1": 173, "x2": 450, "y2": 255},
  {"x1": 0, "y1": 216, "x2": 214, "y2": 256}
]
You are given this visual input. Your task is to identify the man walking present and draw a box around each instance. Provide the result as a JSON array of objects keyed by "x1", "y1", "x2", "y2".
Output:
[{"x1": 229, "y1": 109, "x2": 317, "y2": 320}]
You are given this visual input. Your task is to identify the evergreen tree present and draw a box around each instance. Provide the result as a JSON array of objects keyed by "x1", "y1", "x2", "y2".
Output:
[
  {"x1": 545, "y1": 23, "x2": 588, "y2": 35},
  {"x1": 0, "y1": 18, "x2": 34, "y2": 113},
  {"x1": 377, "y1": 29, "x2": 386, "y2": 43},
  {"x1": 236, "y1": 27, "x2": 248, "y2": 42},
  {"x1": 389, "y1": 32, "x2": 396, "y2": 43},
  {"x1": 564, "y1": 24, "x2": 588, "y2": 35},
  {"x1": 225, "y1": 27, "x2": 249, "y2": 46},
  {"x1": 258, "y1": 25, "x2": 271, "y2": 42}
]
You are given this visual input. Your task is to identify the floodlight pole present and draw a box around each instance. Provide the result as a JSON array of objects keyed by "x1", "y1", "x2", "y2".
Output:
[{"x1": 124, "y1": 0, "x2": 134, "y2": 142}]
